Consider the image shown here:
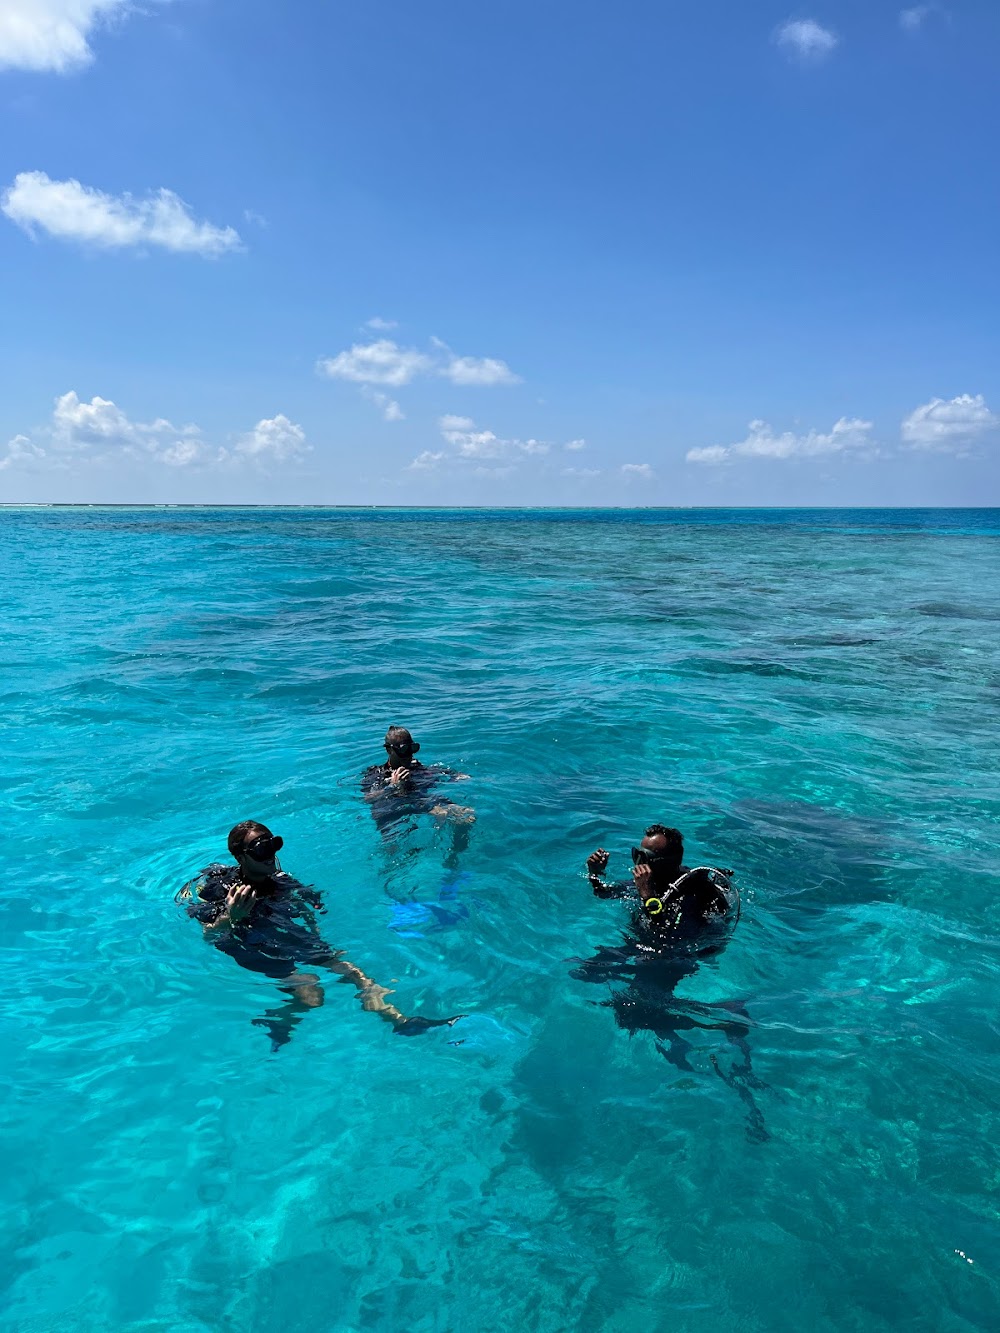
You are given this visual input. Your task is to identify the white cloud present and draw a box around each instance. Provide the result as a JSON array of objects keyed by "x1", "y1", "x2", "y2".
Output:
[
  {"x1": 0, "y1": 434, "x2": 46, "y2": 471},
  {"x1": 361, "y1": 386, "x2": 405, "y2": 421},
  {"x1": 160, "y1": 439, "x2": 203, "y2": 468},
  {"x1": 621, "y1": 463, "x2": 655, "y2": 480},
  {"x1": 366, "y1": 316, "x2": 398, "y2": 331},
  {"x1": 48, "y1": 391, "x2": 205, "y2": 463},
  {"x1": 406, "y1": 414, "x2": 549, "y2": 474},
  {"x1": 443, "y1": 427, "x2": 503, "y2": 457},
  {"x1": 233, "y1": 414, "x2": 309, "y2": 462},
  {"x1": 52, "y1": 390, "x2": 136, "y2": 444},
  {"x1": 1, "y1": 393, "x2": 309, "y2": 473},
  {"x1": 441, "y1": 354, "x2": 520, "y2": 386},
  {"x1": 318, "y1": 336, "x2": 520, "y2": 393},
  {"x1": 439, "y1": 415, "x2": 547, "y2": 460},
  {"x1": 899, "y1": 5, "x2": 939, "y2": 31},
  {"x1": 901, "y1": 394, "x2": 997, "y2": 451},
  {"x1": 317, "y1": 339, "x2": 432, "y2": 387},
  {"x1": 562, "y1": 466, "x2": 600, "y2": 479},
  {"x1": 685, "y1": 445, "x2": 730, "y2": 465},
  {"x1": 408, "y1": 450, "x2": 445, "y2": 470},
  {"x1": 0, "y1": 0, "x2": 152, "y2": 73},
  {"x1": 774, "y1": 18, "x2": 839, "y2": 61},
  {"x1": 687, "y1": 416, "x2": 874, "y2": 465},
  {"x1": 564, "y1": 438, "x2": 586, "y2": 452},
  {"x1": 1, "y1": 172, "x2": 242, "y2": 257}
]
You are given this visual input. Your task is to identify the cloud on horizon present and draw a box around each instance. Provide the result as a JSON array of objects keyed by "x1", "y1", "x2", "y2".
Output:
[
  {"x1": 437, "y1": 413, "x2": 548, "y2": 461},
  {"x1": 233, "y1": 414, "x2": 309, "y2": 463},
  {"x1": 0, "y1": 392, "x2": 308, "y2": 472},
  {"x1": 901, "y1": 394, "x2": 997, "y2": 451},
  {"x1": 687, "y1": 416, "x2": 875, "y2": 465},
  {"x1": 2, "y1": 172, "x2": 243, "y2": 257},
  {"x1": 405, "y1": 414, "x2": 593, "y2": 478}
]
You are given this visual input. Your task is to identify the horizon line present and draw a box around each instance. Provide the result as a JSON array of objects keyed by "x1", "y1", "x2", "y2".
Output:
[{"x1": 2, "y1": 503, "x2": 999, "y2": 512}]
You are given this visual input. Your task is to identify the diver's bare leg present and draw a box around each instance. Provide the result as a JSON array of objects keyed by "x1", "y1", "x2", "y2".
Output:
[
  {"x1": 708, "y1": 1003, "x2": 770, "y2": 1143},
  {"x1": 319, "y1": 952, "x2": 462, "y2": 1033}
]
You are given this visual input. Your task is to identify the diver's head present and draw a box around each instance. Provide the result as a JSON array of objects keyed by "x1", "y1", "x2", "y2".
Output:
[
  {"x1": 631, "y1": 824, "x2": 684, "y2": 883},
  {"x1": 384, "y1": 725, "x2": 419, "y2": 766},
  {"x1": 228, "y1": 820, "x2": 284, "y2": 881}
]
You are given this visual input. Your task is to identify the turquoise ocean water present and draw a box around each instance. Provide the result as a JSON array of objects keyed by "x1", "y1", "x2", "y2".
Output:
[{"x1": 2, "y1": 507, "x2": 999, "y2": 1333}]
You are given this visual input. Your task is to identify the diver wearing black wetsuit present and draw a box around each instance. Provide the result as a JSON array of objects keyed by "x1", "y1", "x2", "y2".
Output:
[
  {"x1": 578, "y1": 823, "x2": 739, "y2": 1026},
  {"x1": 181, "y1": 820, "x2": 460, "y2": 1047},
  {"x1": 575, "y1": 823, "x2": 766, "y2": 1141},
  {"x1": 362, "y1": 726, "x2": 475, "y2": 870}
]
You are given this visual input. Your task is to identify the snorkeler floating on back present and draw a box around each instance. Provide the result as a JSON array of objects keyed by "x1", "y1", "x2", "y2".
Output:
[{"x1": 180, "y1": 820, "x2": 462, "y2": 1049}]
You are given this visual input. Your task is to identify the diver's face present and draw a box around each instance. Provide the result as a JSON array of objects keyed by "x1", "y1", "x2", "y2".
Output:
[
  {"x1": 385, "y1": 741, "x2": 414, "y2": 766},
  {"x1": 637, "y1": 834, "x2": 673, "y2": 880},
  {"x1": 238, "y1": 829, "x2": 282, "y2": 878}
]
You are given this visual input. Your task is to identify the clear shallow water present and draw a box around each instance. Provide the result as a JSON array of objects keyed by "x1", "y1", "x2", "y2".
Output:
[{"x1": 2, "y1": 506, "x2": 999, "y2": 1333}]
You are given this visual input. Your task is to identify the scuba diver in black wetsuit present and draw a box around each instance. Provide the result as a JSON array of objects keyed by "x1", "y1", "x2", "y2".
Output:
[
  {"x1": 575, "y1": 824, "x2": 768, "y2": 1142},
  {"x1": 363, "y1": 725, "x2": 475, "y2": 883},
  {"x1": 179, "y1": 820, "x2": 462, "y2": 1049}
]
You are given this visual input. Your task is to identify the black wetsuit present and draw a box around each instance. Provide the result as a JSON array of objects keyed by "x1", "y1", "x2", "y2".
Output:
[
  {"x1": 591, "y1": 866, "x2": 737, "y2": 945},
  {"x1": 573, "y1": 868, "x2": 741, "y2": 1051},
  {"x1": 362, "y1": 761, "x2": 472, "y2": 880},
  {"x1": 361, "y1": 760, "x2": 464, "y2": 834},
  {"x1": 185, "y1": 864, "x2": 332, "y2": 980},
  {"x1": 572, "y1": 865, "x2": 766, "y2": 1140}
]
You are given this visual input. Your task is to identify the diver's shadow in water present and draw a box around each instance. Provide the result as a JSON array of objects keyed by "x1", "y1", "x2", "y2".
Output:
[
  {"x1": 250, "y1": 973, "x2": 325, "y2": 1052},
  {"x1": 572, "y1": 946, "x2": 772, "y2": 1143}
]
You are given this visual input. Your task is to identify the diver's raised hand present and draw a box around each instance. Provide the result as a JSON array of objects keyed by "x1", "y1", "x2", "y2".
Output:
[
  {"x1": 587, "y1": 848, "x2": 610, "y2": 877},
  {"x1": 226, "y1": 883, "x2": 257, "y2": 922},
  {"x1": 389, "y1": 766, "x2": 410, "y2": 787}
]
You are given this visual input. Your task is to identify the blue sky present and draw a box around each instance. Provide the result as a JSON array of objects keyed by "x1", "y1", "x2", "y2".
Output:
[{"x1": 1, "y1": 0, "x2": 998, "y2": 504}]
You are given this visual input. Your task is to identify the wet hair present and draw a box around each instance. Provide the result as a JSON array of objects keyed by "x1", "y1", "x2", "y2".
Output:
[
  {"x1": 644, "y1": 824, "x2": 684, "y2": 870},
  {"x1": 228, "y1": 820, "x2": 270, "y2": 857},
  {"x1": 384, "y1": 725, "x2": 419, "y2": 753}
]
